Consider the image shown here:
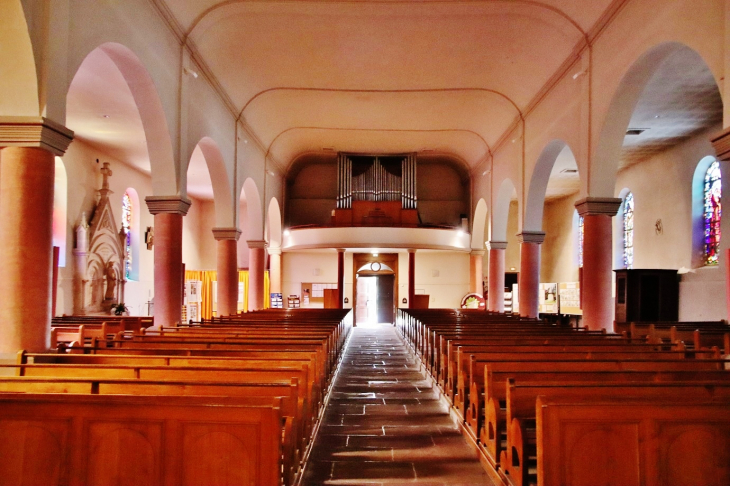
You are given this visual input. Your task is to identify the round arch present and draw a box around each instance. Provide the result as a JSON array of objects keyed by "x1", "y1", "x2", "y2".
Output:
[
  {"x1": 0, "y1": 1, "x2": 39, "y2": 116},
  {"x1": 240, "y1": 178, "x2": 264, "y2": 241},
  {"x1": 471, "y1": 198, "x2": 488, "y2": 249},
  {"x1": 524, "y1": 140, "x2": 577, "y2": 232},
  {"x1": 267, "y1": 197, "x2": 283, "y2": 249},
  {"x1": 592, "y1": 42, "x2": 723, "y2": 198},
  {"x1": 491, "y1": 178, "x2": 517, "y2": 242},
  {"x1": 191, "y1": 137, "x2": 233, "y2": 227},
  {"x1": 68, "y1": 43, "x2": 176, "y2": 196}
]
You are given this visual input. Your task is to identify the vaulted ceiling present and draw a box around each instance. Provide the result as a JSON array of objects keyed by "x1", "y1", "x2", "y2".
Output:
[
  {"x1": 65, "y1": 1, "x2": 723, "y2": 202},
  {"x1": 169, "y1": 0, "x2": 613, "y2": 172}
]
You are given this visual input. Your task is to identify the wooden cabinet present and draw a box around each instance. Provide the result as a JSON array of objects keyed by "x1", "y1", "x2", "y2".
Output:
[{"x1": 614, "y1": 269, "x2": 679, "y2": 323}]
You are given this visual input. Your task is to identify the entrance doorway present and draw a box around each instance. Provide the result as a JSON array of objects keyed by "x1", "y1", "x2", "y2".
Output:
[{"x1": 353, "y1": 253, "x2": 398, "y2": 326}]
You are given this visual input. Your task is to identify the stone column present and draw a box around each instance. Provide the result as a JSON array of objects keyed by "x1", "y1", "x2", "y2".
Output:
[
  {"x1": 213, "y1": 227, "x2": 241, "y2": 317},
  {"x1": 469, "y1": 250, "x2": 485, "y2": 295},
  {"x1": 337, "y1": 249, "x2": 345, "y2": 309},
  {"x1": 487, "y1": 241, "x2": 508, "y2": 312},
  {"x1": 248, "y1": 240, "x2": 266, "y2": 311},
  {"x1": 0, "y1": 117, "x2": 74, "y2": 353},
  {"x1": 711, "y1": 128, "x2": 730, "y2": 319},
  {"x1": 517, "y1": 231, "x2": 545, "y2": 319},
  {"x1": 268, "y1": 247, "x2": 282, "y2": 295},
  {"x1": 408, "y1": 249, "x2": 416, "y2": 308},
  {"x1": 145, "y1": 196, "x2": 191, "y2": 327},
  {"x1": 576, "y1": 198, "x2": 622, "y2": 331}
]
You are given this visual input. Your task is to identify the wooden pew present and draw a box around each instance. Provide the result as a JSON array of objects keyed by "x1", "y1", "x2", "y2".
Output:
[
  {"x1": 0, "y1": 393, "x2": 283, "y2": 486},
  {"x1": 480, "y1": 369, "x2": 730, "y2": 467},
  {"x1": 500, "y1": 381, "x2": 730, "y2": 486},
  {"x1": 535, "y1": 398, "x2": 730, "y2": 486}
]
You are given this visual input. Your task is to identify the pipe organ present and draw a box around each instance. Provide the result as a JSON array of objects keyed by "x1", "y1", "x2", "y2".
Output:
[{"x1": 336, "y1": 154, "x2": 417, "y2": 210}]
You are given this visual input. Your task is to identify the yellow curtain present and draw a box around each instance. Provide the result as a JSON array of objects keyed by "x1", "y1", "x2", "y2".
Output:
[
  {"x1": 185, "y1": 270, "x2": 216, "y2": 320},
  {"x1": 186, "y1": 269, "x2": 270, "y2": 317},
  {"x1": 237, "y1": 270, "x2": 270, "y2": 312}
]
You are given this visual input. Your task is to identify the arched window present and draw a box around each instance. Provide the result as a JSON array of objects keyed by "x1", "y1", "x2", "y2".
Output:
[
  {"x1": 122, "y1": 191, "x2": 133, "y2": 279},
  {"x1": 623, "y1": 192, "x2": 634, "y2": 269},
  {"x1": 578, "y1": 215, "x2": 584, "y2": 268},
  {"x1": 704, "y1": 160, "x2": 721, "y2": 265}
]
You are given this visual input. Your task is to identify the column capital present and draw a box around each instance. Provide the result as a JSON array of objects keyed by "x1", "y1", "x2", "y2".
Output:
[
  {"x1": 711, "y1": 127, "x2": 730, "y2": 161},
  {"x1": 145, "y1": 196, "x2": 192, "y2": 216},
  {"x1": 0, "y1": 116, "x2": 74, "y2": 156},
  {"x1": 247, "y1": 240, "x2": 267, "y2": 249},
  {"x1": 336, "y1": 248, "x2": 346, "y2": 253},
  {"x1": 486, "y1": 241, "x2": 508, "y2": 250},
  {"x1": 212, "y1": 227, "x2": 242, "y2": 241},
  {"x1": 517, "y1": 231, "x2": 546, "y2": 244},
  {"x1": 470, "y1": 249, "x2": 485, "y2": 256},
  {"x1": 268, "y1": 246, "x2": 282, "y2": 256},
  {"x1": 575, "y1": 197, "x2": 622, "y2": 216},
  {"x1": 407, "y1": 249, "x2": 417, "y2": 254}
]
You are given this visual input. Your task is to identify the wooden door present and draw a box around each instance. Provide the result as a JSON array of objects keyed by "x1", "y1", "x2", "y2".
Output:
[{"x1": 376, "y1": 274, "x2": 395, "y2": 323}]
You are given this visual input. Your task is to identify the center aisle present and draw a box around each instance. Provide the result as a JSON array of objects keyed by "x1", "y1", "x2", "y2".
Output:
[{"x1": 301, "y1": 323, "x2": 496, "y2": 485}]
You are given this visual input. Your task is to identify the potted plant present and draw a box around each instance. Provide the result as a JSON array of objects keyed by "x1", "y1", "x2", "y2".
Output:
[{"x1": 110, "y1": 302, "x2": 129, "y2": 316}]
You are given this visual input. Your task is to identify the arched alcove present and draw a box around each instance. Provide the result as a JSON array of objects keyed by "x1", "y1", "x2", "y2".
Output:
[
  {"x1": 490, "y1": 178, "x2": 517, "y2": 242},
  {"x1": 524, "y1": 140, "x2": 579, "y2": 232},
  {"x1": 593, "y1": 42, "x2": 724, "y2": 199},
  {"x1": 267, "y1": 197, "x2": 283, "y2": 249},
  {"x1": 241, "y1": 178, "x2": 264, "y2": 241},
  {"x1": 67, "y1": 42, "x2": 177, "y2": 196},
  {"x1": 188, "y1": 137, "x2": 233, "y2": 227}
]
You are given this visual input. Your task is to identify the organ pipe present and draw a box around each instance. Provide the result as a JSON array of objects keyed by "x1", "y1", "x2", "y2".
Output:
[{"x1": 336, "y1": 153, "x2": 417, "y2": 209}]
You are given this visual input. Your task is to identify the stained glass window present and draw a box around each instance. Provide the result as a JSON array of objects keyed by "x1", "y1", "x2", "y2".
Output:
[
  {"x1": 623, "y1": 192, "x2": 634, "y2": 269},
  {"x1": 704, "y1": 160, "x2": 721, "y2": 265},
  {"x1": 122, "y1": 192, "x2": 133, "y2": 279},
  {"x1": 578, "y1": 215, "x2": 584, "y2": 268}
]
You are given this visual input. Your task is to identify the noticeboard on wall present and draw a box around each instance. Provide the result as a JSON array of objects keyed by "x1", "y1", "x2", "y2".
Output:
[
  {"x1": 301, "y1": 283, "x2": 337, "y2": 306},
  {"x1": 539, "y1": 283, "x2": 559, "y2": 314},
  {"x1": 559, "y1": 282, "x2": 582, "y2": 315}
]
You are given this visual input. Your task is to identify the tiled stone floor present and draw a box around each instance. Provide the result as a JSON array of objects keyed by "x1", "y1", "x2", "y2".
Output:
[{"x1": 301, "y1": 323, "x2": 497, "y2": 485}]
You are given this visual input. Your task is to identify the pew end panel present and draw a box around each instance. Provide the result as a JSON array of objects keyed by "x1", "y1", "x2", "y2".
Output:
[{"x1": 535, "y1": 398, "x2": 730, "y2": 486}]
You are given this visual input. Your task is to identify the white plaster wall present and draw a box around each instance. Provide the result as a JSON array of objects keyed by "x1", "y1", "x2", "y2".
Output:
[
  {"x1": 413, "y1": 251, "x2": 469, "y2": 308},
  {"x1": 282, "y1": 251, "x2": 340, "y2": 309}
]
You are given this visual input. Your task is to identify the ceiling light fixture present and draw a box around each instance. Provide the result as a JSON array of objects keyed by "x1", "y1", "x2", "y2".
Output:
[
  {"x1": 183, "y1": 67, "x2": 198, "y2": 78},
  {"x1": 101, "y1": 114, "x2": 110, "y2": 118},
  {"x1": 572, "y1": 71, "x2": 587, "y2": 80}
]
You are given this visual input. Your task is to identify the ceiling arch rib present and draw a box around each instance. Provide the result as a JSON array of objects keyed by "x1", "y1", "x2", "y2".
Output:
[
  {"x1": 269, "y1": 128, "x2": 489, "y2": 173},
  {"x1": 163, "y1": 0, "x2": 612, "y2": 171}
]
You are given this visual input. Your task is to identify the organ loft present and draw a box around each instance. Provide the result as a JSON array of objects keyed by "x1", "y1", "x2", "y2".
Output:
[{"x1": 0, "y1": 0, "x2": 729, "y2": 484}]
